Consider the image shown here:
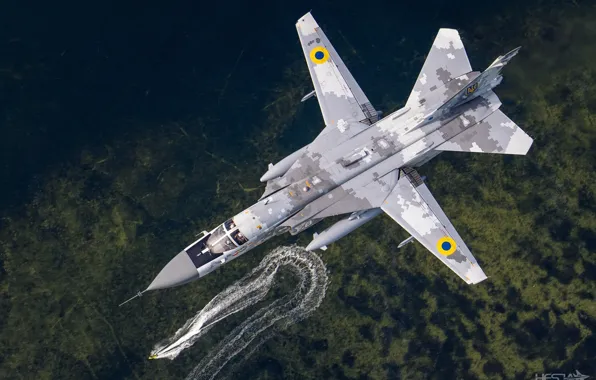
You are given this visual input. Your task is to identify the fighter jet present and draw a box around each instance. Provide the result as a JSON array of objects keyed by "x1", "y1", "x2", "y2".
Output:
[{"x1": 124, "y1": 12, "x2": 533, "y2": 305}]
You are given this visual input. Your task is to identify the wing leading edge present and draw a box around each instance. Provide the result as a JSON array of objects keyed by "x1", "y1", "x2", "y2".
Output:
[{"x1": 382, "y1": 169, "x2": 487, "y2": 284}]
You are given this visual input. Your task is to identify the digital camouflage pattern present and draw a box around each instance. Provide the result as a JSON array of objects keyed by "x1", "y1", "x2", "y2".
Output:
[{"x1": 148, "y1": 11, "x2": 533, "y2": 291}]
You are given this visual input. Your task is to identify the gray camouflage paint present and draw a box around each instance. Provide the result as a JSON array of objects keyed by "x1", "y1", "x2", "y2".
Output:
[
  {"x1": 406, "y1": 28, "x2": 473, "y2": 110},
  {"x1": 226, "y1": 13, "x2": 532, "y2": 285},
  {"x1": 437, "y1": 109, "x2": 533, "y2": 154},
  {"x1": 381, "y1": 171, "x2": 487, "y2": 284},
  {"x1": 148, "y1": 12, "x2": 534, "y2": 291}
]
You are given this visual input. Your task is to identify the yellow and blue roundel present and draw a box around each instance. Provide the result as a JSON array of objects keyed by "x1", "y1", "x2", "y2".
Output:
[
  {"x1": 310, "y1": 46, "x2": 330, "y2": 64},
  {"x1": 437, "y1": 236, "x2": 457, "y2": 256}
]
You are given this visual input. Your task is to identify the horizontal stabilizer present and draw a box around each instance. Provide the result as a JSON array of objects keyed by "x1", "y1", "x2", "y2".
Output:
[
  {"x1": 406, "y1": 28, "x2": 473, "y2": 108},
  {"x1": 436, "y1": 110, "x2": 533, "y2": 155}
]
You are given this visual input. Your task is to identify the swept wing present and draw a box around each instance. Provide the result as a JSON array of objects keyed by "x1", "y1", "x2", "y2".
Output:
[
  {"x1": 259, "y1": 12, "x2": 383, "y2": 197},
  {"x1": 296, "y1": 12, "x2": 379, "y2": 128},
  {"x1": 301, "y1": 167, "x2": 487, "y2": 285},
  {"x1": 381, "y1": 169, "x2": 487, "y2": 284}
]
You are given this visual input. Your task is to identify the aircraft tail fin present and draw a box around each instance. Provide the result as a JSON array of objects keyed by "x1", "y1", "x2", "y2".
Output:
[{"x1": 436, "y1": 47, "x2": 521, "y2": 115}]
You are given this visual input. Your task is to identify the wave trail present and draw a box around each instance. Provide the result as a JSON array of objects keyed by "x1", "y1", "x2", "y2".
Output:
[{"x1": 150, "y1": 245, "x2": 328, "y2": 380}]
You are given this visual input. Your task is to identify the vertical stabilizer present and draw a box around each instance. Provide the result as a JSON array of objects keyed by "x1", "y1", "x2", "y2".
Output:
[{"x1": 437, "y1": 47, "x2": 521, "y2": 115}]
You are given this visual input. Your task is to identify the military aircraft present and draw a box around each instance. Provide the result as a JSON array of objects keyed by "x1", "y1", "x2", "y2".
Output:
[{"x1": 121, "y1": 11, "x2": 533, "y2": 307}]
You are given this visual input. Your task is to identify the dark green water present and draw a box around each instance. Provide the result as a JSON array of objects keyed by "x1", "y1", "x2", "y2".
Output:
[{"x1": 2, "y1": 0, "x2": 596, "y2": 379}]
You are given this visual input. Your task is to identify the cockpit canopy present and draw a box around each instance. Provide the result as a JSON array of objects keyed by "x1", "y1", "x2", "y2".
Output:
[{"x1": 206, "y1": 218, "x2": 249, "y2": 254}]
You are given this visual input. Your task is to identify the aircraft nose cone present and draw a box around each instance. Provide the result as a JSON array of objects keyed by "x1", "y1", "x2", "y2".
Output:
[{"x1": 146, "y1": 251, "x2": 200, "y2": 291}]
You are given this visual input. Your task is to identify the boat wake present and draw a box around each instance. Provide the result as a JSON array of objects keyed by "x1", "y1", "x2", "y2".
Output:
[{"x1": 150, "y1": 245, "x2": 329, "y2": 380}]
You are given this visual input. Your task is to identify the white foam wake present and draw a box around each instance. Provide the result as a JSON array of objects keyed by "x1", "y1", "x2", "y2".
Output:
[{"x1": 150, "y1": 245, "x2": 328, "y2": 379}]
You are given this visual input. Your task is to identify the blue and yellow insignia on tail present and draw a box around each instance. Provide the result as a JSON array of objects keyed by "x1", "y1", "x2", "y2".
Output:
[
  {"x1": 466, "y1": 82, "x2": 478, "y2": 95},
  {"x1": 437, "y1": 236, "x2": 457, "y2": 256}
]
